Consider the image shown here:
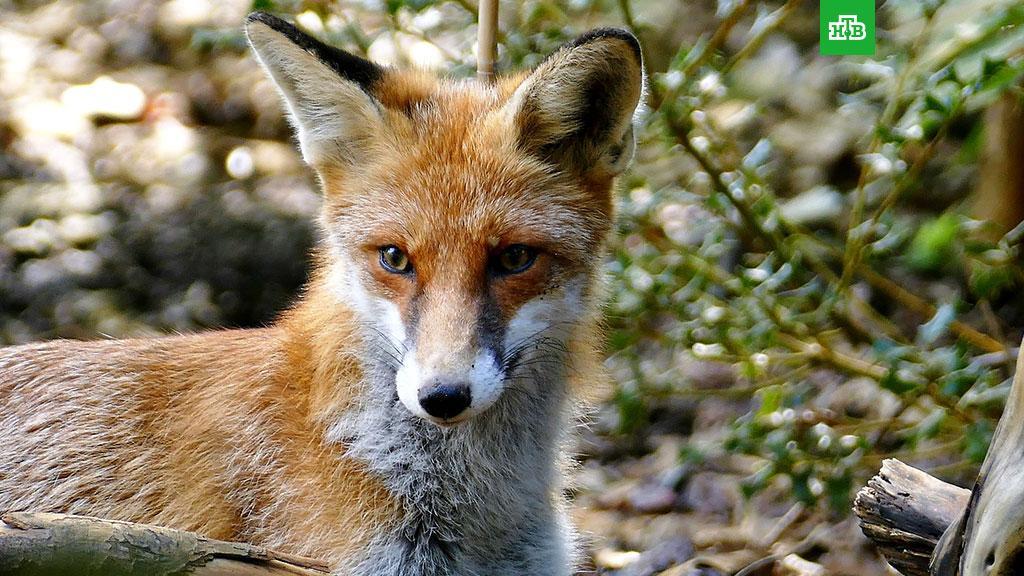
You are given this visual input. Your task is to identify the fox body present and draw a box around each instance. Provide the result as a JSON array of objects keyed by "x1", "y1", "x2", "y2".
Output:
[{"x1": 0, "y1": 12, "x2": 643, "y2": 575}]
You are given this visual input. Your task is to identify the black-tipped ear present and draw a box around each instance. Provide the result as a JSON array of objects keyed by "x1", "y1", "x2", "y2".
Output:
[
  {"x1": 245, "y1": 12, "x2": 385, "y2": 169},
  {"x1": 504, "y1": 28, "x2": 645, "y2": 178},
  {"x1": 246, "y1": 12, "x2": 382, "y2": 90}
]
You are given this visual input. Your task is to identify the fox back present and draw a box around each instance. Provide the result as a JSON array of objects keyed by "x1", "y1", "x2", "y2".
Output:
[{"x1": 0, "y1": 12, "x2": 644, "y2": 576}]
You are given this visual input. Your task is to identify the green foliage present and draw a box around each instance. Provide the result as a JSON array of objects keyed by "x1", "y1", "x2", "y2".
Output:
[
  {"x1": 605, "y1": 0, "x2": 1024, "y2": 513},
  {"x1": 908, "y1": 214, "x2": 960, "y2": 273}
]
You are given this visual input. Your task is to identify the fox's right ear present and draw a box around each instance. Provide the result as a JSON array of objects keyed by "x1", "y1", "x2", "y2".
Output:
[{"x1": 245, "y1": 12, "x2": 384, "y2": 170}]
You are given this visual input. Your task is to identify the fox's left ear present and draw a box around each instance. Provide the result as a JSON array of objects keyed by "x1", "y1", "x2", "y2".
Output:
[{"x1": 504, "y1": 29, "x2": 644, "y2": 179}]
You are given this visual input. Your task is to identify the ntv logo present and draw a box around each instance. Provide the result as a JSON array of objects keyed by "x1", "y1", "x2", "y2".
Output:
[
  {"x1": 828, "y1": 15, "x2": 867, "y2": 41},
  {"x1": 820, "y1": 0, "x2": 874, "y2": 55}
]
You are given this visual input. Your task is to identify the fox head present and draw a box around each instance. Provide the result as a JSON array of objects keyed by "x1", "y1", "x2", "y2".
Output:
[{"x1": 246, "y1": 13, "x2": 643, "y2": 426}]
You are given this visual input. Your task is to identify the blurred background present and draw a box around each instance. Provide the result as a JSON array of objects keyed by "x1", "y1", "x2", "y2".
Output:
[{"x1": 2, "y1": 0, "x2": 1024, "y2": 573}]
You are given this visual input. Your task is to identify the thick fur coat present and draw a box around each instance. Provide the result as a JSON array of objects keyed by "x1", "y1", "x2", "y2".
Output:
[{"x1": 0, "y1": 12, "x2": 643, "y2": 575}]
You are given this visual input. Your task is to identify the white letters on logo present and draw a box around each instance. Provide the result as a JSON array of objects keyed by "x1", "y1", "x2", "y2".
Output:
[{"x1": 827, "y1": 15, "x2": 867, "y2": 41}]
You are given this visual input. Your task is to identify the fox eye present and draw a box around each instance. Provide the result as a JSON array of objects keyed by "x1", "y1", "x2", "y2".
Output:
[
  {"x1": 495, "y1": 245, "x2": 537, "y2": 275},
  {"x1": 380, "y1": 246, "x2": 412, "y2": 274}
]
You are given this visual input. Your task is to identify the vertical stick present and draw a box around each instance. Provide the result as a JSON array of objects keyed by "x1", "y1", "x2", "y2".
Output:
[{"x1": 477, "y1": 0, "x2": 499, "y2": 84}]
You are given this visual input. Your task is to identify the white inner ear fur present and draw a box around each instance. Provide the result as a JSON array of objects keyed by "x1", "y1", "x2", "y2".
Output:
[{"x1": 246, "y1": 22, "x2": 382, "y2": 168}]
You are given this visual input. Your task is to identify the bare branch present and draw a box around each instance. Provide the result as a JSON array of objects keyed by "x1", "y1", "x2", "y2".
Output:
[
  {"x1": 477, "y1": 0, "x2": 499, "y2": 83},
  {"x1": 0, "y1": 512, "x2": 330, "y2": 576}
]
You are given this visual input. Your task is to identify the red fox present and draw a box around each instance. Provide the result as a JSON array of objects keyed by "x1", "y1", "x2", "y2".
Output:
[{"x1": 0, "y1": 12, "x2": 643, "y2": 575}]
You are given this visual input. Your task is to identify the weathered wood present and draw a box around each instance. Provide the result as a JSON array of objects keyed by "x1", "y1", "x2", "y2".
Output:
[
  {"x1": 853, "y1": 459, "x2": 970, "y2": 576},
  {"x1": 0, "y1": 512, "x2": 330, "y2": 576},
  {"x1": 930, "y1": 341, "x2": 1024, "y2": 576}
]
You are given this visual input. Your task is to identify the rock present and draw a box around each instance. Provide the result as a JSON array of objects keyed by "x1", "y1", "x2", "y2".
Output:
[
  {"x1": 682, "y1": 472, "x2": 739, "y2": 515},
  {"x1": 659, "y1": 566, "x2": 725, "y2": 576},
  {"x1": 776, "y1": 553, "x2": 826, "y2": 576},
  {"x1": 629, "y1": 483, "x2": 679, "y2": 514},
  {"x1": 595, "y1": 548, "x2": 643, "y2": 570},
  {"x1": 616, "y1": 536, "x2": 695, "y2": 576},
  {"x1": 595, "y1": 477, "x2": 680, "y2": 515}
]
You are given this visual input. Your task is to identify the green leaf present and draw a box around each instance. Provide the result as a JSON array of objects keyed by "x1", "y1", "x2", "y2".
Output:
[
  {"x1": 826, "y1": 474, "x2": 853, "y2": 513},
  {"x1": 386, "y1": 0, "x2": 438, "y2": 15},
  {"x1": 962, "y1": 421, "x2": 994, "y2": 464},
  {"x1": 908, "y1": 213, "x2": 961, "y2": 273},
  {"x1": 915, "y1": 408, "x2": 947, "y2": 440},
  {"x1": 757, "y1": 384, "x2": 783, "y2": 416},
  {"x1": 918, "y1": 303, "x2": 956, "y2": 345},
  {"x1": 941, "y1": 371, "x2": 976, "y2": 399},
  {"x1": 678, "y1": 444, "x2": 706, "y2": 466},
  {"x1": 881, "y1": 366, "x2": 921, "y2": 395},
  {"x1": 790, "y1": 469, "x2": 814, "y2": 505},
  {"x1": 614, "y1": 386, "x2": 648, "y2": 435},
  {"x1": 970, "y1": 260, "x2": 1017, "y2": 300},
  {"x1": 741, "y1": 464, "x2": 775, "y2": 498}
]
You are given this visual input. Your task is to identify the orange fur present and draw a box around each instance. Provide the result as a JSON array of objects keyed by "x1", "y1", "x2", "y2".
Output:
[{"x1": 0, "y1": 294, "x2": 399, "y2": 564}]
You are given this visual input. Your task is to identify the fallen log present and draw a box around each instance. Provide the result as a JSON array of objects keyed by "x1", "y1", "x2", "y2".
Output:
[
  {"x1": 0, "y1": 512, "x2": 330, "y2": 576},
  {"x1": 853, "y1": 459, "x2": 970, "y2": 576}
]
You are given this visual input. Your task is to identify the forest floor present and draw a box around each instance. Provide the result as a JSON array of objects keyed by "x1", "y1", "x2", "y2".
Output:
[{"x1": 573, "y1": 384, "x2": 895, "y2": 575}]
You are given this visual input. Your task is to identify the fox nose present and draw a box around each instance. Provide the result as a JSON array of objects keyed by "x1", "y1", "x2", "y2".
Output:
[{"x1": 418, "y1": 383, "x2": 472, "y2": 420}]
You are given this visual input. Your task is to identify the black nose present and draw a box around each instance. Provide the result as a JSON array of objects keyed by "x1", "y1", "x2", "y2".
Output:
[{"x1": 418, "y1": 383, "x2": 472, "y2": 420}]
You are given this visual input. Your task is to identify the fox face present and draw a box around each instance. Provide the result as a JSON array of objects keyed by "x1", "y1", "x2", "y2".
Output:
[{"x1": 247, "y1": 14, "x2": 643, "y2": 425}]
